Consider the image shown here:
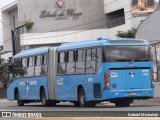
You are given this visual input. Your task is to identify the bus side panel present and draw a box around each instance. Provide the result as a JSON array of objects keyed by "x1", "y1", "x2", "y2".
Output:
[
  {"x1": 26, "y1": 76, "x2": 48, "y2": 100},
  {"x1": 7, "y1": 80, "x2": 19, "y2": 101},
  {"x1": 7, "y1": 76, "x2": 49, "y2": 101},
  {"x1": 56, "y1": 68, "x2": 104, "y2": 101}
]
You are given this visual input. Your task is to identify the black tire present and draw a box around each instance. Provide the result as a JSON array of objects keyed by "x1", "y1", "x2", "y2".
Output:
[
  {"x1": 41, "y1": 89, "x2": 49, "y2": 107},
  {"x1": 73, "y1": 102, "x2": 80, "y2": 107},
  {"x1": 16, "y1": 91, "x2": 24, "y2": 106},
  {"x1": 115, "y1": 102, "x2": 130, "y2": 107},
  {"x1": 78, "y1": 88, "x2": 86, "y2": 107},
  {"x1": 86, "y1": 102, "x2": 96, "y2": 107},
  {"x1": 48, "y1": 101, "x2": 56, "y2": 106}
]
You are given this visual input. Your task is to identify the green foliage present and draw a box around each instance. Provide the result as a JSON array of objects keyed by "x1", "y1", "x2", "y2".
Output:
[
  {"x1": 116, "y1": 28, "x2": 137, "y2": 38},
  {"x1": 12, "y1": 61, "x2": 26, "y2": 78},
  {"x1": 25, "y1": 19, "x2": 34, "y2": 30},
  {"x1": 0, "y1": 82, "x2": 4, "y2": 90},
  {"x1": 0, "y1": 57, "x2": 9, "y2": 88}
]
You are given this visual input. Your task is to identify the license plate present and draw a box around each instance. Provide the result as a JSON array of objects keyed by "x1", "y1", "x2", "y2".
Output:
[{"x1": 128, "y1": 92, "x2": 137, "y2": 96}]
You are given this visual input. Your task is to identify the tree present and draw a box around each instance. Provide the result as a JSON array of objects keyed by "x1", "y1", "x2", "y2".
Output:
[
  {"x1": 116, "y1": 28, "x2": 137, "y2": 38},
  {"x1": 0, "y1": 57, "x2": 10, "y2": 89}
]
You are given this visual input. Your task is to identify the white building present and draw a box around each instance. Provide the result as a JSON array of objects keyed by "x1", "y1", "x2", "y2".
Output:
[{"x1": 1, "y1": 0, "x2": 158, "y2": 59}]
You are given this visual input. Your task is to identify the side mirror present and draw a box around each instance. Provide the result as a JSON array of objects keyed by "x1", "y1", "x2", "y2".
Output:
[
  {"x1": 7, "y1": 65, "x2": 13, "y2": 81},
  {"x1": 7, "y1": 65, "x2": 13, "y2": 74}
]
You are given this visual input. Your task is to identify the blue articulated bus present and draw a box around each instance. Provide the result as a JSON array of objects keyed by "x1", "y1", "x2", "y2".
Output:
[{"x1": 7, "y1": 37, "x2": 154, "y2": 107}]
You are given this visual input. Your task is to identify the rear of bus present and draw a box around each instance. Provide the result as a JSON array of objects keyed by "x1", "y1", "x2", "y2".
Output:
[{"x1": 102, "y1": 39, "x2": 154, "y2": 107}]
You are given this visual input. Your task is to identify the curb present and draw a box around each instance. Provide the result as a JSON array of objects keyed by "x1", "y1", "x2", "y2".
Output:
[{"x1": 0, "y1": 98, "x2": 15, "y2": 103}]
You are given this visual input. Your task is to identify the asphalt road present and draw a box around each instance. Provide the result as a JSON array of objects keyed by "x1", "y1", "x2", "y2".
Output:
[{"x1": 0, "y1": 99, "x2": 160, "y2": 118}]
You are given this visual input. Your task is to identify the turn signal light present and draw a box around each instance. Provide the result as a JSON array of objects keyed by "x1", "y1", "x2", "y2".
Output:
[
  {"x1": 151, "y1": 73, "x2": 154, "y2": 81},
  {"x1": 104, "y1": 72, "x2": 110, "y2": 90}
]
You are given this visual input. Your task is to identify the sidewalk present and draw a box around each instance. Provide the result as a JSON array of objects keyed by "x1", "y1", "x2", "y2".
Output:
[
  {"x1": 133, "y1": 97, "x2": 160, "y2": 106},
  {"x1": 0, "y1": 98, "x2": 15, "y2": 102}
]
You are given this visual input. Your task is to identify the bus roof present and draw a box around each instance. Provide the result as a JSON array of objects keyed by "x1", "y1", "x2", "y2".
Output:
[
  {"x1": 57, "y1": 37, "x2": 149, "y2": 51},
  {"x1": 13, "y1": 46, "x2": 50, "y2": 59},
  {"x1": 12, "y1": 37, "x2": 149, "y2": 59}
]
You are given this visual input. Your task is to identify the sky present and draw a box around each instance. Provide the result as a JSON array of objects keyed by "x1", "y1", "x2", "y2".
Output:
[{"x1": 0, "y1": 0, "x2": 15, "y2": 46}]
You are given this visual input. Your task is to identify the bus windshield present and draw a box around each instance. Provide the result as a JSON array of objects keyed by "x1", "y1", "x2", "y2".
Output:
[{"x1": 103, "y1": 46, "x2": 151, "y2": 62}]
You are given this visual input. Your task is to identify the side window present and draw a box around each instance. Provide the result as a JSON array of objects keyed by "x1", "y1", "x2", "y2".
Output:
[
  {"x1": 35, "y1": 56, "x2": 41, "y2": 66},
  {"x1": 96, "y1": 47, "x2": 102, "y2": 71},
  {"x1": 76, "y1": 49, "x2": 85, "y2": 74},
  {"x1": 13, "y1": 59, "x2": 22, "y2": 78},
  {"x1": 86, "y1": 49, "x2": 91, "y2": 61},
  {"x1": 41, "y1": 54, "x2": 48, "y2": 75},
  {"x1": 28, "y1": 57, "x2": 34, "y2": 67},
  {"x1": 35, "y1": 55, "x2": 42, "y2": 76},
  {"x1": 92, "y1": 48, "x2": 96, "y2": 61},
  {"x1": 67, "y1": 51, "x2": 74, "y2": 62},
  {"x1": 57, "y1": 52, "x2": 66, "y2": 74},
  {"x1": 86, "y1": 48, "x2": 96, "y2": 73},
  {"x1": 59, "y1": 52, "x2": 65, "y2": 63},
  {"x1": 21, "y1": 58, "x2": 27, "y2": 77},
  {"x1": 66, "y1": 51, "x2": 75, "y2": 74},
  {"x1": 27, "y1": 56, "x2": 35, "y2": 77}
]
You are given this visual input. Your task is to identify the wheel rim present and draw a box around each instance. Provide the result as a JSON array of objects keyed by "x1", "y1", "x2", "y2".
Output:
[
  {"x1": 79, "y1": 89, "x2": 85, "y2": 106},
  {"x1": 41, "y1": 90, "x2": 46, "y2": 105}
]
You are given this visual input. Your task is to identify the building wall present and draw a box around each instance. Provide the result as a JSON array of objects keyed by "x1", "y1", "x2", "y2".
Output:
[
  {"x1": 136, "y1": 10, "x2": 160, "y2": 41},
  {"x1": 19, "y1": 0, "x2": 135, "y2": 48},
  {"x1": 103, "y1": 0, "x2": 133, "y2": 37},
  {"x1": 18, "y1": 0, "x2": 106, "y2": 33},
  {"x1": 131, "y1": 16, "x2": 148, "y2": 28},
  {"x1": 2, "y1": 11, "x2": 13, "y2": 52},
  {"x1": 2, "y1": 0, "x2": 154, "y2": 54}
]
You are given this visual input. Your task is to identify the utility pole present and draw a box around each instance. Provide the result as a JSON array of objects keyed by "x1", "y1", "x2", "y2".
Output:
[{"x1": 12, "y1": 16, "x2": 18, "y2": 56}]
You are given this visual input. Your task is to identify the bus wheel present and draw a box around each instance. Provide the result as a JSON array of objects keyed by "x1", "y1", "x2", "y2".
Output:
[
  {"x1": 73, "y1": 102, "x2": 80, "y2": 107},
  {"x1": 78, "y1": 88, "x2": 86, "y2": 107},
  {"x1": 115, "y1": 102, "x2": 130, "y2": 107},
  {"x1": 86, "y1": 102, "x2": 96, "y2": 107},
  {"x1": 16, "y1": 91, "x2": 24, "y2": 106},
  {"x1": 41, "y1": 89, "x2": 49, "y2": 107}
]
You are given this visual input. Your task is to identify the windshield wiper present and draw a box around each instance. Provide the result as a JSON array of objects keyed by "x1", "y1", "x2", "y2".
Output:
[
  {"x1": 134, "y1": 59, "x2": 149, "y2": 61},
  {"x1": 116, "y1": 59, "x2": 135, "y2": 62}
]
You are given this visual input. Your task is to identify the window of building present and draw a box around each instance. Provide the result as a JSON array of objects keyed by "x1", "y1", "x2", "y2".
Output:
[
  {"x1": 147, "y1": 0, "x2": 154, "y2": 7},
  {"x1": 106, "y1": 8, "x2": 125, "y2": 28},
  {"x1": 132, "y1": 0, "x2": 138, "y2": 6}
]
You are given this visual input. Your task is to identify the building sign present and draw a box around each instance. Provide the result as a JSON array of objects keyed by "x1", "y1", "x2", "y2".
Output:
[
  {"x1": 40, "y1": 0, "x2": 82, "y2": 20},
  {"x1": 131, "y1": 0, "x2": 158, "y2": 16}
]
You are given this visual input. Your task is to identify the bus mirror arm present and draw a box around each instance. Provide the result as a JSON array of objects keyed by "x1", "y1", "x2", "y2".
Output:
[
  {"x1": 7, "y1": 65, "x2": 13, "y2": 74},
  {"x1": 7, "y1": 65, "x2": 13, "y2": 81}
]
